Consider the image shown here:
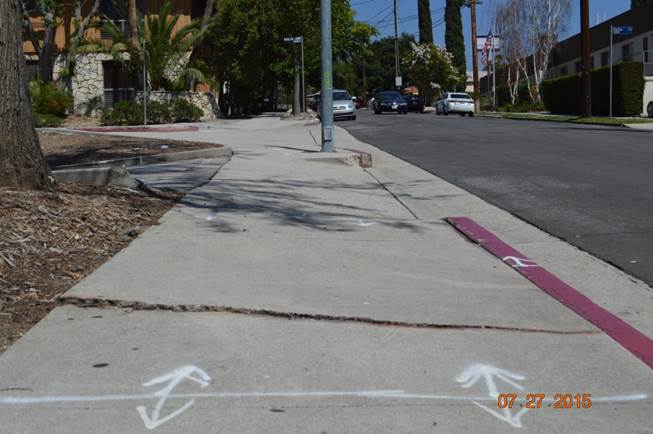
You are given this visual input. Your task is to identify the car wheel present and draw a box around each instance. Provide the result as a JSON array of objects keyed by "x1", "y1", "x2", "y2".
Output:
[
  {"x1": 352, "y1": 115, "x2": 357, "y2": 121},
  {"x1": 469, "y1": 113, "x2": 475, "y2": 117},
  {"x1": 444, "y1": 112, "x2": 449, "y2": 116},
  {"x1": 648, "y1": 102, "x2": 653, "y2": 118}
]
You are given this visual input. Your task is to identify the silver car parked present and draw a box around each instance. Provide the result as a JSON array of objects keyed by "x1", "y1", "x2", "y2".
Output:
[
  {"x1": 316, "y1": 89, "x2": 357, "y2": 121},
  {"x1": 434, "y1": 92, "x2": 475, "y2": 117}
]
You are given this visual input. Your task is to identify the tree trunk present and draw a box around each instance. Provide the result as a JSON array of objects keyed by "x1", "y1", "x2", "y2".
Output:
[
  {"x1": 129, "y1": 0, "x2": 139, "y2": 49},
  {"x1": 0, "y1": 0, "x2": 51, "y2": 189},
  {"x1": 38, "y1": 11, "x2": 55, "y2": 81},
  {"x1": 201, "y1": 0, "x2": 215, "y2": 31}
]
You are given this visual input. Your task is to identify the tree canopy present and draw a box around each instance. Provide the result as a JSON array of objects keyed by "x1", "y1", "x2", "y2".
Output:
[
  {"x1": 203, "y1": 0, "x2": 376, "y2": 113},
  {"x1": 444, "y1": 0, "x2": 465, "y2": 74}
]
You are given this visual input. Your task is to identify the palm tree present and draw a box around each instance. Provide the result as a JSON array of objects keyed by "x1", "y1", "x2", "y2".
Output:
[{"x1": 83, "y1": 0, "x2": 210, "y2": 90}]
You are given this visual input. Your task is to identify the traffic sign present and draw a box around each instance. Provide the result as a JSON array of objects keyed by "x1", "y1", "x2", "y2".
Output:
[{"x1": 612, "y1": 26, "x2": 633, "y2": 35}]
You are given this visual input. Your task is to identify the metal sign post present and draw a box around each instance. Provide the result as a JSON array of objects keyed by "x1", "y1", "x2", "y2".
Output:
[
  {"x1": 142, "y1": 34, "x2": 148, "y2": 127},
  {"x1": 284, "y1": 36, "x2": 305, "y2": 113},
  {"x1": 610, "y1": 25, "x2": 633, "y2": 117}
]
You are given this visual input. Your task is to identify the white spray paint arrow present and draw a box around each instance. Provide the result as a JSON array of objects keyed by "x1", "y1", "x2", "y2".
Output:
[
  {"x1": 136, "y1": 366, "x2": 211, "y2": 430},
  {"x1": 456, "y1": 364, "x2": 529, "y2": 428}
]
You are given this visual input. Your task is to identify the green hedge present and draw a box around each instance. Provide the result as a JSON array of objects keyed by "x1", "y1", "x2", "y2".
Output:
[
  {"x1": 101, "y1": 99, "x2": 203, "y2": 125},
  {"x1": 542, "y1": 62, "x2": 644, "y2": 116}
]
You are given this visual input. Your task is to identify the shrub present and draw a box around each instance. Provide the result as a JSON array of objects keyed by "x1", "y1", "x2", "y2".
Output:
[
  {"x1": 542, "y1": 62, "x2": 644, "y2": 116},
  {"x1": 29, "y1": 80, "x2": 72, "y2": 116},
  {"x1": 101, "y1": 98, "x2": 203, "y2": 125},
  {"x1": 101, "y1": 100, "x2": 144, "y2": 125},
  {"x1": 171, "y1": 98, "x2": 203, "y2": 122},
  {"x1": 146, "y1": 100, "x2": 173, "y2": 124},
  {"x1": 33, "y1": 113, "x2": 64, "y2": 128}
]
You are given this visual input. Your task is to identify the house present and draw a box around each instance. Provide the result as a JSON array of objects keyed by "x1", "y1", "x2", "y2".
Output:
[
  {"x1": 22, "y1": 0, "x2": 217, "y2": 118},
  {"x1": 481, "y1": 2, "x2": 653, "y2": 115}
]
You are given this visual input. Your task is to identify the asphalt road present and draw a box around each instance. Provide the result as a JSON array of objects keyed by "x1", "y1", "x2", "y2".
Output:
[{"x1": 342, "y1": 110, "x2": 653, "y2": 286}]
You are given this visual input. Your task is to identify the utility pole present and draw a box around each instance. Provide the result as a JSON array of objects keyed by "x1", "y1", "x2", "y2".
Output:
[
  {"x1": 580, "y1": 0, "x2": 592, "y2": 117},
  {"x1": 467, "y1": 0, "x2": 480, "y2": 112},
  {"x1": 393, "y1": 0, "x2": 401, "y2": 88},
  {"x1": 320, "y1": 0, "x2": 334, "y2": 152}
]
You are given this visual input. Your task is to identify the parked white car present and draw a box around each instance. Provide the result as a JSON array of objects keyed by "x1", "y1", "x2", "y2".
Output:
[{"x1": 434, "y1": 92, "x2": 475, "y2": 117}]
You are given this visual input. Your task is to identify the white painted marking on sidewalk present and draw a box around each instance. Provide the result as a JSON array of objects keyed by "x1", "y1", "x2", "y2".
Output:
[
  {"x1": 502, "y1": 256, "x2": 542, "y2": 268},
  {"x1": 136, "y1": 366, "x2": 210, "y2": 430},
  {"x1": 0, "y1": 364, "x2": 648, "y2": 430},
  {"x1": 456, "y1": 364, "x2": 529, "y2": 428}
]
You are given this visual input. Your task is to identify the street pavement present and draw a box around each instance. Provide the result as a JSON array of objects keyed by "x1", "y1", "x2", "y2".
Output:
[
  {"x1": 0, "y1": 116, "x2": 652, "y2": 433},
  {"x1": 343, "y1": 110, "x2": 653, "y2": 287}
]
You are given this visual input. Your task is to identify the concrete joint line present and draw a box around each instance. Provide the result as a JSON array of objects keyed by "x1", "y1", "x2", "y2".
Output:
[
  {"x1": 364, "y1": 168, "x2": 419, "y2": 220},
  {"x1": 58, "y1": 296, "x2": 598, "y2": 335}
]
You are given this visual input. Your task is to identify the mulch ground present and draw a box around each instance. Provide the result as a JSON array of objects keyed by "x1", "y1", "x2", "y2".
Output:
[
  {"x1": 40, "y1": 131, "x2": 221, "y2": 168},
  {"x1": 0, "y1": 184, "x2": 181, "y2": 354}
]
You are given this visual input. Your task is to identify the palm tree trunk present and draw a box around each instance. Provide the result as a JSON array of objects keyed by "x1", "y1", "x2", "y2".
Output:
[
  {"x1": 0, "y1": 0, "x2": 50, "y2": 189},
  {"x1": 201, "y1": 0, "x2": 215, "y2": 31},
  {"x1": 128, "y1": 0, "x2": 139, "y2": 49}
]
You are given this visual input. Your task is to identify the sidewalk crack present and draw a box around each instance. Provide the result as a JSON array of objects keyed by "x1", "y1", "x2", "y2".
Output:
[{"x1": 58, "y1": 296, "x2": 598, "y2": 335}]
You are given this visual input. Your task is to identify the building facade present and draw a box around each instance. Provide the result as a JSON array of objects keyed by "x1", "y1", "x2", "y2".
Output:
[
  {"x1": 22, "y1": 0, "x2": 218, "y2": 119},
  {"x1": 481, "y1": 2, "x2": 653, "y2": 115}
]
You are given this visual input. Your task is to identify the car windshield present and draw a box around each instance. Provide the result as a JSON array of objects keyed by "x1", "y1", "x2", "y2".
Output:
[
  {"x1": 451, "y1": 93, "x2": 473, "y2": 100},
  {"x1": 381, "y1": 92, "x2": 403, "y2": 102},
  {"x1": 333, "y1": 91, "x2": 352, "y2": 101}
]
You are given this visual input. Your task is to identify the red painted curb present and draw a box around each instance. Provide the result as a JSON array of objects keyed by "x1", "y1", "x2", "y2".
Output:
[
  {"x1": 446, "y1": 216, "x2": 653, "y2": 370},
  {"x1": 74, "y1": 126, "x2": 199, "y2": 133}
]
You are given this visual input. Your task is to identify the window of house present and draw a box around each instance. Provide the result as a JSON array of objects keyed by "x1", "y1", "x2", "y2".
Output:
[
  {"x1": 575, "y1": 61, "x2": 581, "y2": 73},
  {"x1": 601, "y1": 51, "x2": 609, "y2": 66},
  {"x1": 622, "y1": 43, "x2": 632, "y2": 61},
  {"x1": 591, "y1": 56, "x2": 595, "y2": 69}
]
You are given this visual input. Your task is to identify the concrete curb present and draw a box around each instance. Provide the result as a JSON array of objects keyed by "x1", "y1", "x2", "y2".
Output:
[
  {"x1": 302, "y1": 150, "x2": 372, "y2": 168},
  {"x1": 51, "y1": 147, "x2": 232, "y2": 187},
  {"x1": 52, "y1": 147, "x2": 233, "y2": 170},
  {"x1": 52, "y1": 166, "x2": 141, "y2": 188}
]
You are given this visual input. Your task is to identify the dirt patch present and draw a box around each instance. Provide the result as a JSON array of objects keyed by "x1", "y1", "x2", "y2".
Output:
[
  {"x1": 40, "y1": 131, "x2": 221, "y2": 168},
  {"x1": 0, "y1": 184, "x2": 180, "y2": 354}
]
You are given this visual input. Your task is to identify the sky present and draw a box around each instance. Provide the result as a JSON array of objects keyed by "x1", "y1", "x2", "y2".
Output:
[{"x1": 352, "y1": 0, "x2": 633, "y2": 68}]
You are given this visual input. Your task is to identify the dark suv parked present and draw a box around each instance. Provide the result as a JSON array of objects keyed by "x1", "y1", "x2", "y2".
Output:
[
  {"x1": 404, "y1": 95, "x2": 424, "y2": 113},
  {"x1": 373, "y1": 91, "x2": 408, "y2": 115}
]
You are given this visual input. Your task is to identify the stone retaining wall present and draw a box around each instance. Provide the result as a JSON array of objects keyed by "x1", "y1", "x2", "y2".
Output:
[{"x1": 137, "y1": 90, "x2": 220, "y2": 120}]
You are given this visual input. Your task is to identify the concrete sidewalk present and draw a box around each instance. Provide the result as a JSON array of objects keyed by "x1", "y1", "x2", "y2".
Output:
[{"x1": 0, "y1": 117, "x2": 651, "y2": 433}]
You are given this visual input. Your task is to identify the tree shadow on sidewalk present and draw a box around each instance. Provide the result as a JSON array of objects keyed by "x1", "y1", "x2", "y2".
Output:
[{"x1": 178, "y1": 177, "x2": 425, "y2": 234}]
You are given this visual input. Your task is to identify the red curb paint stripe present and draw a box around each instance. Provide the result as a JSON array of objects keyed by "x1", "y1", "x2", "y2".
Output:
[
  {"x1": 446, "y1": 216, "x2": 653, "y2": 370},
  {"x1": 74, "y1": 126, "x2": 199, "y2": 133}
]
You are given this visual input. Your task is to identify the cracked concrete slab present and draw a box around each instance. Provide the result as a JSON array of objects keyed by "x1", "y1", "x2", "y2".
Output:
[
  {"x1": 0, "y1": 306, "x2": 650, "y2": 433},
  {"x1": 65, "y1": 217, "x2": 592, "y2": 331}
]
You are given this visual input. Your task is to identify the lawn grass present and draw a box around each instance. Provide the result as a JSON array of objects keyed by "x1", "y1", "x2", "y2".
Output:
[{"x1": 483, "y1": 112, "x2": 653, "y2": 126}]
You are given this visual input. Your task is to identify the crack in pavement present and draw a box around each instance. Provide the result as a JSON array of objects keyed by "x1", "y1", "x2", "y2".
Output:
[{"x1": 58, "y1": 296, "x2": 599, "y2": 335}]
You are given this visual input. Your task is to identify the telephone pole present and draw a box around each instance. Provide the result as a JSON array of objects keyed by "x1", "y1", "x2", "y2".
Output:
[
  {"x1": 394, "y1": 0, "x2": 401, "y2": 88},
  {"x1": 464, "y1": 0, "x2": 481, "y2": 112},
  {"x1": 320, "y1": 0, "x2": 334, "y2": 152},
  {"x1": 580, "y1": 0, "x2": 592, "y2": 117}
]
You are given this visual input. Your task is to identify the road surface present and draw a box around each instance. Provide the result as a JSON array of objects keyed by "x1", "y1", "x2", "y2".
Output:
[{"x1": 343, "y1": 110, "x2": 653, "y2": 286}]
